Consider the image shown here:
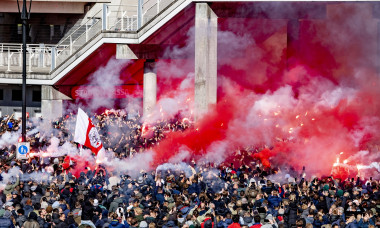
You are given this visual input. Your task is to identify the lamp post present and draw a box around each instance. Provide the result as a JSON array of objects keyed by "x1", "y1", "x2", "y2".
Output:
[{"x1": 17, "y1": 0, "x2": 32, "y2": 142}]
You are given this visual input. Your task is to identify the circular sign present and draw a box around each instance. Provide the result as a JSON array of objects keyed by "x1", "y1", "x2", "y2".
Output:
[{"x1": 18, "y1": 145, "x2": 28, "y2": 155}]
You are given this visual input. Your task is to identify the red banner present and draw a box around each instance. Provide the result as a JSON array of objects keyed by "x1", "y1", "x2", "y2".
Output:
[{"x1": 71, "y1": 85, "x2": 142, "y2": 99}]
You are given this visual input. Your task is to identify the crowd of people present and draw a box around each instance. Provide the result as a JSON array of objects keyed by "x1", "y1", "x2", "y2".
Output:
[{"x1": 0, "y1": 112, "x2": 378, "y2": 228}]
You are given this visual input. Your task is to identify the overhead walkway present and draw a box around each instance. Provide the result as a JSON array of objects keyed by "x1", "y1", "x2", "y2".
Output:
[{"x1": 0, "y1": 0, "x2": 185, "y2": 84}]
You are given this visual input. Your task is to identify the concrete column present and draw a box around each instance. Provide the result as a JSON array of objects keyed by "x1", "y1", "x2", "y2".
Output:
[
  {"x1": 143, "y1": 60, "x2": 157, "y2": 116},
  {"x1": 41, "y1": 86, "x2": 70, "y2": 120},
  {"x1": 194, "y1": 3, "x2": 217, "y2": 118}
]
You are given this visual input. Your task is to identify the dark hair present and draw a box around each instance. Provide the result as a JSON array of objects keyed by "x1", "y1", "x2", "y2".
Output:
[
  {"x1": 17, "y1": 209, "x2": 24, "y2": 215},
  {"x1": 232, "y1": 214, "x2": 240, "y2": 223},
  {"x1": 296, "y1": 218, "x2": 305, "y2": 228},
  {"x1": 254, "y1": 215, "x2": 261, "y2": 223},
  {"x1": 34, "y1": 202, "x2": 41, "y2": 210}
]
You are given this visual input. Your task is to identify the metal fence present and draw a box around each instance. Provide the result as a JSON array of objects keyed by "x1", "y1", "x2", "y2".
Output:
[
  {"x1": 0, "y1": 0, "x2": 175, "y2": 73},
  {"x1": 0, "y1": 43, "x2": 67, "y2": 72}
]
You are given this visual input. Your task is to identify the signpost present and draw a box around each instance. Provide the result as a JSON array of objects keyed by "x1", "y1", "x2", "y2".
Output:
[{"x1": 17, "y1": 142, "x2": 30, "y2": 159}]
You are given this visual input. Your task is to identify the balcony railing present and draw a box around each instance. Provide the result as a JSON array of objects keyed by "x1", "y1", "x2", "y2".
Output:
[
  {"x1": 0, "y1": 43, "x2": 67, "y2": 73},
  {"x1": 0, "y1": 0, "x2": 176, "y2": 74}
]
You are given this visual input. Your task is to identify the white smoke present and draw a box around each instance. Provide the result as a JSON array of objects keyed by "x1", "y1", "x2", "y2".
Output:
[
  {"x1": 0, "y1": 131, "x2": 20, "y2": 149},
  {"x1": 156, "y1": 162, "x2": 193, "y2": 177}
]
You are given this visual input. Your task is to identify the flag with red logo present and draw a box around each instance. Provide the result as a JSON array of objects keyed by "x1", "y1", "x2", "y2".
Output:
[{"x1": 74, "y1": 108, "x2": 103, "y2": 155}]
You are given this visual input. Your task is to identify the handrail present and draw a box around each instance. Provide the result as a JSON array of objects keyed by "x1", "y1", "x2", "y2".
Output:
[
  {"x1": 56, "y1": 8, "x2": 103, "y2": 47},
  {"x1": 0, "y1": 0, "x2": 176, "y2": 73}
]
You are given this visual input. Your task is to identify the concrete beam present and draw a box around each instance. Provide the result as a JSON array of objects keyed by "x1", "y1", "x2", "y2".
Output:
[
  {"x1": 41, "y1": 85, "x2": 71, "y2": 120},
  {"x1": 0, "y1": 1, "x2": 87, "y2": 14},
  {"x1": 143, "y1": 60, "x2": 157, "y2": 117},
  {"x1": 194, "y1": 3, "x2": 217, "y2": 118},
  {"x1": 41, "y1": 85, "x2": 71, "y2": 100},
  {"x1": 116, "y1": 44, "x2": 138, "y2": 59}
]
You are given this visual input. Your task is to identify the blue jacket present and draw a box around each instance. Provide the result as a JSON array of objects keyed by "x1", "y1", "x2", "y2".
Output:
[
  {"x1": 268, "y1": 195, "x2": 282, "y2": 208},
  {"x1": 188, "y1": 183, "x2": 200, "y2": 195},
  {"x1": 109, "y1": 220, "x2": 125, "y2": 228},
  {"x1": 357, "y1": 218, "x2": 375, "y2": 228},
  {"x1": 155, "y1": 193, "x2": 165, "y2": 205},
  {"x1": 0, "y1": 217, "x2": 14, "y2": 228},
  {"x1": 346, "y1": 222, "x2": 358, "y2": 228}
]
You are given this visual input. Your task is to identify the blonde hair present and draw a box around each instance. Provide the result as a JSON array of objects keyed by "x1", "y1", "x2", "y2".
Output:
[{"x1": 289, "y1": 193, "x2": 296, "y2": 201}]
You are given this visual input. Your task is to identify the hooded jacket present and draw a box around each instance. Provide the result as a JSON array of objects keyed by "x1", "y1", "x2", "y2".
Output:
[
  {"x1": 0, "y1": 217, "x2": 14, "y2": 228},
  {"x1": 3, "y1": 177, "x2": 19, "y2": 195},
  {"x1": 109, "y1": 219, "x2": 126, "y2": 228}
]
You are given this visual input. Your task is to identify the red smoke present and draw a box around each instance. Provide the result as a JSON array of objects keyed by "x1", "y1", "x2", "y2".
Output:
[{"x1": 146, "y1": 2, "x2": 380, "y2": 178}]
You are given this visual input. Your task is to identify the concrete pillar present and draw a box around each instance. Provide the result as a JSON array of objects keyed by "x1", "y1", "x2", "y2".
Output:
[
  {"x1": 143, "y1": 60, "x2": 157, "y2": 116},
  {"x1": 41, "y1": 86, "x2": 70, "y2": 120},
  {"x1": 194, "y1": 3, "x2": 217, "y2": 118}
]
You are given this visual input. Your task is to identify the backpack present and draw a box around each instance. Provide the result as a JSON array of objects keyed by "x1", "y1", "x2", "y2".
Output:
[{"x1": 204, "y1": 219, "x2": 213, "y2": 228}]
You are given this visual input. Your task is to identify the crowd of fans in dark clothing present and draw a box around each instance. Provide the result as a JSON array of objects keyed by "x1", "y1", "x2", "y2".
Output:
[{"x1": 0, "y1": 112, "x2": 378, "y2": 228}]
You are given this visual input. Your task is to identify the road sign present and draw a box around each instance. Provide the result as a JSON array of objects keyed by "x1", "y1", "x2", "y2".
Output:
[{"x1": 17, "y1": 142, "x2": 30, "y2": 159}]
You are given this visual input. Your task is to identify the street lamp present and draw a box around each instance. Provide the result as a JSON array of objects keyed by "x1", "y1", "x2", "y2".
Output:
[{"x1": 17, "y1": 0, "x2": 32, "y2": 142}]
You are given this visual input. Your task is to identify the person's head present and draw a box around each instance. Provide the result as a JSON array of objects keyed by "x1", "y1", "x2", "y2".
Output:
[
  {"x1": 60, "y1": 213, "x2": 65, "y2": 221},
  {"x1": 254, "y1": 215, "x2": 261, "y2": 224},
  {"x1": 232, "y1": 214, "x2": 240, "y2": 223},
  {"x1": 296, "y1": 218, "x2": 305, "y2": 228},
  {"x1": 28, "y1": 212, "x2": 38, "y2": 221},
  {"x1": 40, "y1": 208, "x2": 47, "y2": 216},
  {"x1": 17, "y1": 209, "x2": 24, "y2": 215},
  {"x1": 26, "y1": 199, "x2": 32, "y2": 206},
  {"x1": 112, "y1": 213, "x2": 119, "y2": 221}
]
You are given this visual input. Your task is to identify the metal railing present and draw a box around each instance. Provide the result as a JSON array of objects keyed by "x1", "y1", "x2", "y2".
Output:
[
  {"x1": 0, "y1": 43, "x2": 68, "y2": 72},
  {"x1": 108, "y1": 4, "x2": 139, "y2": 31},
  {"x1": 54, "y1": 8, "x2": 103, "y2": 68},
  {"x1": 0, "y1": 0, "x2": 176, "y2": 74}
]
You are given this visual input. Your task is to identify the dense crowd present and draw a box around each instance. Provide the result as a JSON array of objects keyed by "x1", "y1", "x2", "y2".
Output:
[
  {"x1": 1, "y1": 110, "x2": 190, "y2": 157},
  {"x1": 0, "y1": 112, "x2": 378, "y2": 228}
]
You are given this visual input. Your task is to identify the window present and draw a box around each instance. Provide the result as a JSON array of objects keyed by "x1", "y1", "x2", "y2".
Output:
[
  {"x1": 12, "y1": 90, "x2": 22, "y2": 101},
  {"x1": 32, "y1": 91, "x2": 41, "y2": 102},
  {"x1": 0, "y1": 89, "x2": 3, "y2": 100}
]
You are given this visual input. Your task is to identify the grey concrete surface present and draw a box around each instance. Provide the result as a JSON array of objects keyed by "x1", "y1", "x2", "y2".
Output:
[{"x1": 194, "y1": 3, "x2": 217, "y2": 119}]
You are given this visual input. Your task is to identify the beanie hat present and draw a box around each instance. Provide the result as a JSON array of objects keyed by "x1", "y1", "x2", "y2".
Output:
[
  {"x1": 140, "y1": 221, "x2": 148, "y2": 228},
  {"x1": 337, "y1": 189, "x2": 344, "y2": 197},
  {"x1": 323, "y1": 184, "x2": 329, "y2": 191}
]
